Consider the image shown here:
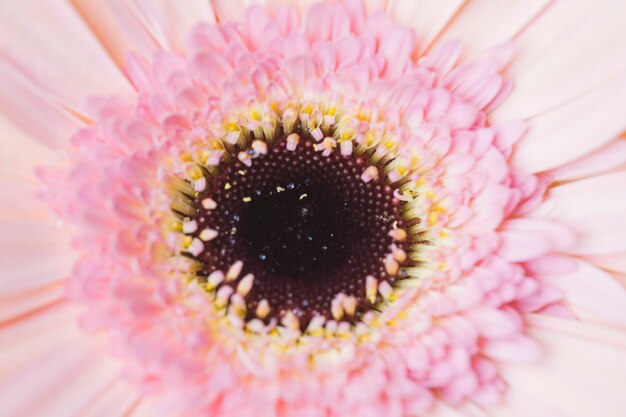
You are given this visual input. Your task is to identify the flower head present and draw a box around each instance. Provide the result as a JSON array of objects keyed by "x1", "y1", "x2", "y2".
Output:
[{"x1": 2, "y1": 1, "x2": 626, "y2": 416}]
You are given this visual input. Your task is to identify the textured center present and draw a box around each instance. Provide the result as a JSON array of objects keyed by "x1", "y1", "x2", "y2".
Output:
[{"x1": 191, "y1": 134, "x2": 409, "y2": 327}]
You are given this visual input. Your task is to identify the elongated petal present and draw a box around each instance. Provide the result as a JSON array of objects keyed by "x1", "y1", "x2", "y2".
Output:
[
  {"x1": 537, "y1": 258, "x2": 626, "y2": 325},
  {"x1": 0, "y1": 1, "x2": 133, "y2": 109},
  {"x1": 530, "y1": 171, "x2": 626, "y2": 255},
  {"x1": 0, "y1": 305, "x2": 122, "y2": 417},
  {"x1": 433, "y1": 0, "x2": 550, "y2": 57},
  {"x1": 549, "y1": 136, "x2": 626, "y2": 182},
  {"x1": 387, "y1": 0, "x2": 465, "y2": 53},
  {"x1": 72, "y1": 0, "x2": 216, "y2": 63},
  {"x1": 493, "y1": 1, "x2": 626, "y2": 121},
  {"x1": 0, "y1": 220, "x2": 75, "y2": 297},
  {"x1": 501, "y1": 315, "x2": 626, "y2": 417},
  {"x1": 512, "y1": 72, "x2": 626, "y2": 174}
]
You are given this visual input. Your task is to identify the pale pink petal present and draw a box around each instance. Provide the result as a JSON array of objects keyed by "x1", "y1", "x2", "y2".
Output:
[
  {"x1": 73, "y1": 0, "x2": 217, "y2": 60},
  {"x1": 0, "y1": 283, "x2": 64, "y2": 324},
  {"x1": 493, "y1": 1, "x2": 626, "y2": 121},
  {"x1": 511, "y1": 72, "x2": 626, "y2": 173},
  {"x1": 0, "y1": 220, "x2": 75, "y2": 297},
  {"x1": 530, "y1": 171, "x2": 626, "y2": 255},
  {"x1": 549, "y1": 136, "x2": 626, "y2": 182},
  {"x1": 501, "y1": 315, "x2": 626, "y2": 417},
  {"x1": 78, "y1": 379, "x2": 140, "y2": 417},
  {"x1": 0, "y1": 117, "x2": 63, "y2": 219},
  {"x1": 0, "y1": 117, "x2": 57, "y2": 178},
  {"x1": 130, "y1": 400, "x2": 158, "y2": 417},
  {"x1": 71, "y1": 0, "x2": 161, "y2": 66},
  {"x1": 498, "y1": 219, "x2": 575, "y2": 262},
  {"x1": 387, "y1": 0, "x2": 465, "y2": 53},
  {"x1": 212, "y1": 0, "x2": 264, "y2": 22},
  {"x1": 0, "y1": 308, "x2": 121, "y2": 417},
  {"x1": 0, "y1": 60, "x2": 81, "y2": 148},
  {"x1": 585, "y1": 253, "x2": 626, "y2": 274},
  {"x1": 486, "y1": 390, "x2": 568, "y2": 417},
  {"x1": 537, "y1": 258, "x2": 626, "y2": 325},
  {"x1": 0, "y1": 303, "x2": 80, "y2": 374},
  {"x1": 0, "y1": 1, "x2": 133, "y2": 110},
  {"x1": 433, "y1": 0, "x2": 551, "y2": 57}
]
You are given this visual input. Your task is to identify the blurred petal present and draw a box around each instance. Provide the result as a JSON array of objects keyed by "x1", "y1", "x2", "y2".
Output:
[
  {"x1": 512, "y1": 72, "x2": 626, "y2": 174},
  {"x1": 536, "y1": 258, "x2": 626, "y2": 325},
  {"x1": 387, "y1": 0, "x2": 465, "y2": 53},
  {"x1": 0, "y1": 1, "x2": 133, "y2": 109},
  {"x1": 433, "y1": 0, "x2": 551, "y2": 57},
  {"x1": 71, "y1": 0, "x2": 217, "y2": 64},
  {"x1": 549, "y1": 135, "x2": 626, "y2": 182},
  {"x1": 493, "y1": 1, "x2": 626, "y2": 121},
  {"x1": 530, "y1": 171, "x2": 626, "y2": 255},
  {"x1": 501, "y1": 315, "x2": 626, "y2": 417},
  {"x1": 0, "y1": 303, "x2": 123, "y2": 417}
]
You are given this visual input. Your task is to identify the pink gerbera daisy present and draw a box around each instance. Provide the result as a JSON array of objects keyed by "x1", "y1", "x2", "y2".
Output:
[{"x1": 1, "y1": 1, "x2": 626, "y2": 416}]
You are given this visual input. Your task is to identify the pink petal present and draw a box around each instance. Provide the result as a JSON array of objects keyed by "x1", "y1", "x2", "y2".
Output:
[
  {"x1": 501, "y1": 315, "x2": 626, "y2": 417},
  {"x1": 498, "y1": 218, "x2": 576, "y2": 262},
  {"x1": 494, "y1": 1, "x2": 626, "y2": 121},
  {"x1": 483, "y1": 334, "x2": 542, "y2": 362},
  {"x1": 530, "y1": 171, "x2": 626, "y2": 255},
  {"x1": 0, "y1": 1, "x2": 133, "y2": 109},
  {"x1": 537, "y1": 258, "x2": 626, "y2": 325},
  {"x1": 1, "y1": 306, "x2": 128, "y2": 416},
  {"x1": 387, "y1": 0, "x2": 465, "y2": 54},
  {"x1": 0, "y1": 220, "x2": 75, "y2": 297},
  {"x1": 433, "y1": 0, "x2": 551, "y2": 57},
  {"x1": 465, "y1": 307, "x2": 520, "y2": 340},
  {"x1": 511, "y1": 72, "x2": 626, "y2": 173},
  {"x1": 549, "y1": 137, "x2": 626, "y2": 182},
  {"x1": 78, "y1": 380, "x2": 139, "y2": 417}
]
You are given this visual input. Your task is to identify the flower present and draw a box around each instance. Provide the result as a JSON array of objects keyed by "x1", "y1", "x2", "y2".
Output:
[{"x1": 1, "y1": 0, "x2": 626, "y2": 416}]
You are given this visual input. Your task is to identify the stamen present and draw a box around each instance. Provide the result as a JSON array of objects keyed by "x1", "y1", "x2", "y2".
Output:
[
  {"x1": 202, "y1": 198, "x2": 217, "y2": 210},
  {"x1": 226, "y1": 261, "x2": 244, "y2": 282},
  {"x1": 236, "y1": 273, "x2": 255, "y2": 296},
  {"x1": 199, "y1": 228, "x2": 219, "y2": 241}
]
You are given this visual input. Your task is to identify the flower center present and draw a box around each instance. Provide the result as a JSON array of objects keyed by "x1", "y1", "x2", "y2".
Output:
[
  {"x1": 171, "y1": 101, "x2": 427, "y2": 333},
  {"x1": 190, "y1": 133, "x2": 409, "y2": 329}
]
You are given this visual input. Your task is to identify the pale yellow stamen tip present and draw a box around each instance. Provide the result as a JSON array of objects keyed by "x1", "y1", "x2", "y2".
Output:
[
  {"x1": 252, "y1": 140, "x2": 268, "y2": 155},
  {"x1": 256, "y1": 299, "x2": 271, "y2": 319},
  {"x1": 226, "y1": 260, "x2": 244, "y2": 282},
  {"x1": 193, "y1": 177, "x2": 207, "y2": 192},
  {"x1": 331, "y1": 294, "x2": 345, "y2": 321},
  {"x1": 238, "y1": 151, "x2": 252, "y2": 167},
  {"x1": 379, "y1": 281, "x2": 394, "y2": 300},
  {"x1": 361, "y1": 166, "x2": 379, "y2": 183},
  {"x1": 281, "y1": 311, "x2": 300, "y2": 330},
  {"x1": 365, "y1": 275, "x2": 378, "y2": 304},
  {"x1": 286, "y1": 133, "x2": 300, "y2": 151},
  {"x1": 206, "y1": 270, "x2": 225, "y2": 290},
  {"x1": 236, "y1": 273, "x2": 255, "y2": 296},
  {"x1": 306, "y1": 315, "x2": 326, "y2": 333},
  {"x1": 384, "y1": 257, "x2": 400, "y2": 276},
  {"x1": 182, "y1": 219, "x2": 198, "y2": 234},
  {"x1": 392, "y1": 248, "x2": 407, "y2": 263},
  {"x1": 187, "y1": 238, "x2": 204, "y2": 257},
  {"x1": 199, "y1": 228, "x2": 219, "y2": 241},
  {"x1": 215, "y1": 285, "x2": 234, "y2": 307},
  {"x1": 202, "y1": 198, "x2": 217, "y2": 210},
  {"x1": 388, "y1": 228, "x2": 407, "y2": 242},
  {"x1": 228, "y1": 293, "x2": 247, "y2": 317},
  {"x1": 343, "y1": 296, "x2": 357, "y2": 316}
]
